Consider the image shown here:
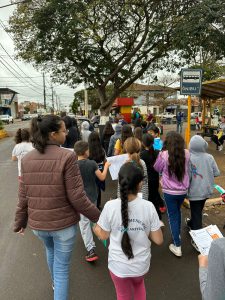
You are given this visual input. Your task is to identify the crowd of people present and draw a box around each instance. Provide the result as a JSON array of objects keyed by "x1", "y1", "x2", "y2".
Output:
[{"x1": 11, "y1": 114, "x2": 224, "y2": 300}]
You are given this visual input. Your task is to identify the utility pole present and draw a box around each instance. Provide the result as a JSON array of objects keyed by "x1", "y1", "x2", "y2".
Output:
[
  {"x1": 55, "y1": 95, "x2": 59, "y2": 114},
  {"x1": 84, "y1": 81, "x2": 88, "y2": 117},
  {"x1": 43, "y1": 72, "x2": 46, "y2": 109},
  {"x1": 51, "y1": 85, "x2": 55, "y2": 112}
]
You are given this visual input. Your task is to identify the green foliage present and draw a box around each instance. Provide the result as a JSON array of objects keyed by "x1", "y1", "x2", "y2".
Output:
[
  {"x1": 191, "y1": 63, "x2": 225, "y2": 81},
  {"x1": 0, "y1": 120, "x2": 4, "y2": 130},
  {"x1": 70, "y1": 97, "x2": 80, "y2": 114},
  {"x1": 174, "y1": 0, "x2": 225, "y2": 66},
  {"x1": 9, "y1": 0, "x2": 225, "y2": 114}
]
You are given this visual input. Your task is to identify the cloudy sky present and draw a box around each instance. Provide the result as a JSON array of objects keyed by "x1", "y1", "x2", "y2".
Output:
[{"x1": 0, "y1": 0, "x2": 77, "y2": 108}]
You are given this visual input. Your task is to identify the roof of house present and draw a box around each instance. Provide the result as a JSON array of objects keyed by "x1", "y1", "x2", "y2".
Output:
[
  {"x1": 127, "y1": 83, "x2": 176, "y2": 92},
  {"x1": 0, "y1": 88, "x2": 18, "y2": 94}
]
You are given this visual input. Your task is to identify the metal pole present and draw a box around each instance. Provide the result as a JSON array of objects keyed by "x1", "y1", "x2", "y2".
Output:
[
  {"x1": 84, "y1": 86, "x2": 88, "y2": 117},
  {"x1": 43, "y1": 72, "x2": 46, "y2": 109},
  {"x1": 185, "y1": 95, "x2": 191, "y2": 146},
  {"x1": 51, "y1": 85, "x2": 55, "y2": 112}
]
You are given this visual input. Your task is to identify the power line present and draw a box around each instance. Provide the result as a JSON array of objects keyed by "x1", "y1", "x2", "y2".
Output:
[
  {"x1": 0, "y1": 1, "x2": 29, "y2": 9},
  {"x1": 0, "y1": 43, "x2": 44, "y2": 88},
  {"x1": 0, "y1": 55, "x2": 43, "y2": 94},
  {"x1": 0, "y1": 57, "x2": 43, "y2": 95}
]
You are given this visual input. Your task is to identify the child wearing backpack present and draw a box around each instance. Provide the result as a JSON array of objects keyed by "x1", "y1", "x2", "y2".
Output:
[
  {"x1": 186, "y1": 135, "x2": 220, "y2": 235},
  {"x1": 74, "y1": 141, "x2": 111, "y2": 262},
  {"x1": 94, "y1": 162, "x2": 163, "y2": 300}
]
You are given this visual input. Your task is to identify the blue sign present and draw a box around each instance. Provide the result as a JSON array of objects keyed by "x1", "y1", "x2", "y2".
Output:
[{"x1": 180, "y1": 69, "x2": 202, "y2": 96}]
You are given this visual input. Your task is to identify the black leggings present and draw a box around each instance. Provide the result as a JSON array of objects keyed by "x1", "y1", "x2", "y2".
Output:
[
  {"x1": 189, "y1": 199, "x2": 207, "y2": 230},
  {"x1": 211, "y1": 134, "x2": 225, "y2": 147}
]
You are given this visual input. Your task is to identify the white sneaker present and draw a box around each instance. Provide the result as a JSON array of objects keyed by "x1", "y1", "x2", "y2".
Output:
[
  {"x1": 169, "y1": 244, "x2": 182, "y2": 257},
  {"x1": 219, "y1": 145, "x2": 223, "y2": 151},
  {"x1": 160, "y1": 220, "x2": 165, "y2": 227}
]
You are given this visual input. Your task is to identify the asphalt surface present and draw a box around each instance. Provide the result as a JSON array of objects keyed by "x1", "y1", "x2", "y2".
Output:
[{"x1": 0, "y1": 122, "x2": 204, "y2": 300}]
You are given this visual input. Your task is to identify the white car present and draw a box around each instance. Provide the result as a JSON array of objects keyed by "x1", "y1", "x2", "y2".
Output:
[
  {"x1": 158, "y1": 112, "x2": 176, "y2": 119},
  {"x1": 0, "y1": 114, "x2": 14, "y2": 124}
]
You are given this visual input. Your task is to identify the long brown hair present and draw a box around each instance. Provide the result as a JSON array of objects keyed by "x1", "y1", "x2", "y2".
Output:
[
  {"x1": 165, "y1": 131, "x2": 186, "y2": 182},
  {"x1": 134, "y1": 127, "x2": 143, "y2": 142},
  {"x1": 121, "y1": 125, "x2": 133, "y2": 146},
  {"x1": 123, "y1": 137, "x2": 142, "y2": 168}
]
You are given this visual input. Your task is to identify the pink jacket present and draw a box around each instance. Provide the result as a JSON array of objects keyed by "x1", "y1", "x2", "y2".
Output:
[{"x1": 154, "y1": 149, "x2": 190, "y2": 195}]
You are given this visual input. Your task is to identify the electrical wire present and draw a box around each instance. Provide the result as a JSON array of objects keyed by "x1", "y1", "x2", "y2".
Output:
[
  {"x1": 0, "y1": 1, "x2": 30, "y2": 9},
  {"x1": 0, "y1": 57, "x2": 43, "y2": 95}
]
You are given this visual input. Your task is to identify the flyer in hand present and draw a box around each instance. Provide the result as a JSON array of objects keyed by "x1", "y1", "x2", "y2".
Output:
[{"x1": 189, "y1": 225, "x2": 223, "y2": 255}]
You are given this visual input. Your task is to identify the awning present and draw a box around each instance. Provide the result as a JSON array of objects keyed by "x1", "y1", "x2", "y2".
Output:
[{"x1": 201, "y1": 79, "x2": 225, "y2": 99}]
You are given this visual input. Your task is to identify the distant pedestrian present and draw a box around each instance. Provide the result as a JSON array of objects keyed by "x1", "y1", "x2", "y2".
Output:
[
  {"x1": 13, "y1": 115, "x2": 100, "y2": 300},
  {"x1": 186, "y1": 136, "x2": 220, "y2": 238},
  {"x1": 88, "y1": 131, "x2": 107, "y2": 210},
  {"x1": 101, "y1": 121, "x2": 114, "y2": 154},
  {"x1": 12, "y1": 128, "x2": 33, "y2": 179},
  {"x1": 62, "y1": 116, "x2": 80, "y2": 148},
  {"x1": 176, "y1": 112, "x2": 183, "y2": 134},
  {"x1": 195, "y1": 116, "x2": 201, "y2": 130},
  {"x1": 107, "y1": 124, "x2": 122, "y2": 157},
  {"x1": 154, "y1": 131, "x2": 190, "y2": 257},
  {"x1": 134, "y1": 127, "x2": 143, "y2": 143},
  {"x1": 211, "y1": 116, "x2": 225, "y2": 151},
  {"x1": 114, "y1": 125, "x2": 133, "y2": 155},
  {"x1": 93, "y1": 162, "x2": 163, "y2": 300},
  {"x1": 74, "y1": 141, "x2": 110, "y2": 262},
  {"x1": 81, "y1": 121, "x2": 91, "y2": 142},
  {"x1": 117, "y1": 137, "x2": 148, "y2": 201},
  {"x1": 141, "y1": 121, "x2": 148, "y2": 134}
]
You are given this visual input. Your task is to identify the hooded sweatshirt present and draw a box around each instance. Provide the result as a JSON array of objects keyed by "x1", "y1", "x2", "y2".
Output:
[
  {"x1": 107, "y1": 124, "x2": 122, "y2": 156},
  {"x1": 81, "y1": 121, "x2": 91, "y2": 142},
  {"x1": 187, "y1": 135, "x2": 220, "y2": 201}
]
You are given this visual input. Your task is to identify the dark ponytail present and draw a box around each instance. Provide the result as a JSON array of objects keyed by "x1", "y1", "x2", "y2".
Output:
[
  {"x1": 142, "y1": 133, "x2": 157, "y2": 165},
  {"x1": 30, "y1": 115, "x2": 61, "y2": 153},
  {"x1": 119, "y1": 163, "x2": 144, "y2": 260},
  {"x1": 14, "y1": 128, "x2": 30, "y2": 144},
  {"x1": 120, "y1": 178, "x2": 134, "y2": 260}
]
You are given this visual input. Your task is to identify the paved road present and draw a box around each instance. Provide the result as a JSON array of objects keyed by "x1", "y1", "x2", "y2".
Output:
[{"x1": 0, "y1": 125, "x2": 202, "y2": 300}]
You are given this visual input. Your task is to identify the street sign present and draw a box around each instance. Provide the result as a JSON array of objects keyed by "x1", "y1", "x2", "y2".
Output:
[{"x1": 180, "y1": 69, "x2": 202, "y2": 95}]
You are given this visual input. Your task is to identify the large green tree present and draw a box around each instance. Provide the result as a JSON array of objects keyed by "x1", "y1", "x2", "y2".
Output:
[{"x1": 9, "y1": 0, "x2": 225, "y2": 115}]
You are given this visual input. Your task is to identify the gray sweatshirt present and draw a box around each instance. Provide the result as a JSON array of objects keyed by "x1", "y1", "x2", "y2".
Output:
[
  {"x1": 199, "y1": 238, "x2": 225, "y2": 300},
  {"x1": 187, "y1": 135, "x2": 220, "y2": 201}
]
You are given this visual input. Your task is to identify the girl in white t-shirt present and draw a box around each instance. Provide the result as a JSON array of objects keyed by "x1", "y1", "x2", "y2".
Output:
[
  {"x1": 94, "y1": 162, "x2": 163, "y2": 300},
  {"x1": 12, "y1": 128, "x2": 33, "y2": 178}
]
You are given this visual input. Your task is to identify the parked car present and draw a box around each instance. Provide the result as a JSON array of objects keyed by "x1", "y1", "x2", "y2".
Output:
[
  {"x1": 21, "y1": 114, "x2": 32, "y2": 121},
  {"x1": 91, "y1": 115, "x2": 114, "y2": 128},
  {"x1": 0, "y1": 114, "x2": 14, "y2": 124}
]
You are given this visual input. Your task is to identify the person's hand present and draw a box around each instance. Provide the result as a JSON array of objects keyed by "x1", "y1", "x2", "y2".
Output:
[
  {"x1": 198, "y1": 254, "x2": 208, "y2": 268},
  {"x1": 105, "y1": 161, "x2": 111, "y2": 168},
  {"x1": 17, "y1": 228, "x2": 25, "y2": 236}
]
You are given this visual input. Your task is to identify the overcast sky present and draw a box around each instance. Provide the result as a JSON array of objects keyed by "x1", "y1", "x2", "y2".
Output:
[{"x1": 0, "y1": 0, "x2": 77, "y2": 107}]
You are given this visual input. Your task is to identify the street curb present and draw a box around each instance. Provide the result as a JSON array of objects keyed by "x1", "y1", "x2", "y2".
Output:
[{"x1": 183, "y1": 198, "x2": 223, "y2": 209}]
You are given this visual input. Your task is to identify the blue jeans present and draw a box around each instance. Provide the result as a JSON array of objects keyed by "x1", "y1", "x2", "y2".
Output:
[
  {"x1": 177, "y1": 122, "x2": 182, "y2": 134},
  {"x1": 33, "y1": 225, "x2": 77, "y2": 300},
  {"x1": 164, "y1": 193, "x2": 186, "y2": 247}
]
